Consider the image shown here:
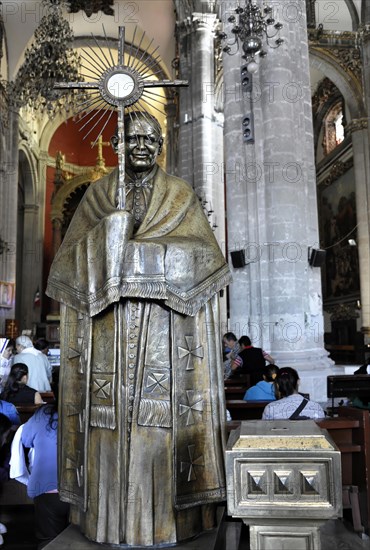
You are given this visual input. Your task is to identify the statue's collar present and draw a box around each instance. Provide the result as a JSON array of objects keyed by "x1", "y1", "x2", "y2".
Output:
[{"x1": 125, "y1": 165, "x2": 158, "y2": 189}]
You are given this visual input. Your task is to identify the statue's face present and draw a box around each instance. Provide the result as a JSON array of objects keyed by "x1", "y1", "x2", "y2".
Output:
[{"x1": 125, "y1": 118, "x2": 163, "y2": 173}]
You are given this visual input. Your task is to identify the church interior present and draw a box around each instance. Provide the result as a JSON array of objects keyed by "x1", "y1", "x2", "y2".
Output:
[{"x1": 0, "y1": 0, "x2": 370, "y2": 548}]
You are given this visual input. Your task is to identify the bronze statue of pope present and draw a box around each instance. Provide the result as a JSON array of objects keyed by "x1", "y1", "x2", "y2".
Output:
[{"x1": 46, "y1": 112, "x2": 231, "y2": 546}]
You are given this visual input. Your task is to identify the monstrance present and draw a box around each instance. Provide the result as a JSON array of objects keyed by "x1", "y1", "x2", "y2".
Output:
[{"x1": 55, "y1": 26, "x2": 188, "y2": 209}]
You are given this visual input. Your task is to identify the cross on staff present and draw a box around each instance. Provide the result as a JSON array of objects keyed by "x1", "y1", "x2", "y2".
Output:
[
  {"x1": 54, "y1": 26, "x2": 188, "y2": 210},
  {"x1": 90, "y1": 135, "x2": 110, "y2": 171}
]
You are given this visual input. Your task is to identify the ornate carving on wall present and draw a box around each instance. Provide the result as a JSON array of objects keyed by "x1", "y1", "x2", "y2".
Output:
[
  {"x1": 66, "y1": 0, "x2": 114, "y2": 17},
  {"x1": 51, "y1": 165, "x2": 111, "y2": 227},
  {"x1": 322, "y1": 101, "x2": 345, "y2": 156},
  {"x1": 309, "y1": 31, "x2": 363, "y2": 90},
  {"x1": 326, "y1": 303, "x2": 359, "y2": 321},
  {"x1": 312, "y1": 77, "x2": 346, "y2": 156},
  {"x1": 312, "y1": 78, "x2": 338, "y2": 116},
  {"x1": 346, "y1": 118, "x2": 368, "y2": 134},
  {"x1": 321, "y1": 159, "x2": 354, "y2": 187}
]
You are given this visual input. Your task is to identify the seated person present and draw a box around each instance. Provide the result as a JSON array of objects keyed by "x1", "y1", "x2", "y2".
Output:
[
  {"x1": 0, "y1": 339, "x2": 15, "y2": 391},
  {"x1": 0, "y1": 399, "x2": 20, "y2": 426},
  {"x1": 0, "y1": 364, "x2": 43, "y2": 405},
  {"x1": 243, "y1": 364, "x2": 279, "y2": 401},
  {"x1": 262, "y1": 367, "x2": 325, "y2": 420},
  {"x1": 231, "y1": 336, "x2": 266, "y2": 385},
  {"x1": 223, "y1": 332, "x2": 241, "y2": 380}
]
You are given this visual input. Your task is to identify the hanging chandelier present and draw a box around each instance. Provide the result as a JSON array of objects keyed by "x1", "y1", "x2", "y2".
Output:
[
  {"x1": 219, "y1": 0, "x2": 284, "y2": 73},
  {"x1": 13, "y1": 0, "x2": 84, "y2": 114}
]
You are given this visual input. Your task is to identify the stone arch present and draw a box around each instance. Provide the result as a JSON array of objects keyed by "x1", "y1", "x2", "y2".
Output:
[
  {"x1": 344, "y1": 0, "x2": 360, "y2": 30},
  {"x1": 312, "y1": 78, "x2": 344, "y2": 155},
  {"x1": 50, "y1": 170, "x2": 103, "y2": 226},
  {"x1": 309, "y1": 48, "x2": 365, "y2": 120}
]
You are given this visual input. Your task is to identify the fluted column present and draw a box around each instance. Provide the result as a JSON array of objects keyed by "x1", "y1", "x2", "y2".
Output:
[{"x1": 222, "y1": 0, "x2": 333, "y2": 401}]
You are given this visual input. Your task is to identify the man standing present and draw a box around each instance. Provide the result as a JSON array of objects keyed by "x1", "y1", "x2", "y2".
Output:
[{"x1": 46, "y1": 112, "x2": 231, "y2": 546}]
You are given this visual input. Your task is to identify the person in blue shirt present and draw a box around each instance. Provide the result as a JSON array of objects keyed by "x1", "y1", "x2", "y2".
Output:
[
  {"x1": 21, "y1": 390, "x2": 69, "y2": 549},
  {"x1": 243, "y1": 364, "x2": 279, "y2": 401},
  {"x1": 0, "y1": 399, "x2": 20, "y2": 425}
]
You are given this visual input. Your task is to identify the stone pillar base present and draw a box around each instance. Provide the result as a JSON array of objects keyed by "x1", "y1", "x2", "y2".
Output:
[{"x1": 248, "y1": 520, "x2": 322, "y2": 550}]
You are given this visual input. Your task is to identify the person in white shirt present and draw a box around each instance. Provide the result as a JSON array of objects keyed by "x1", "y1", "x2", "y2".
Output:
[
  {"x1": 262, "y1": 367, "x2": 325, "y2": 420},
  {"x1": 0, "y1": 340, "x2": 15, "y2": 390},
  {"x1": 12, "y1": 336, "x2": 51, "y2": 392}
]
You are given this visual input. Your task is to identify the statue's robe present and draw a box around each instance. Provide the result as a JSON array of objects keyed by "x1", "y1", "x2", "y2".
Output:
[{"x1": 46, "y1": 166, "x2": 231, "y2": 546}]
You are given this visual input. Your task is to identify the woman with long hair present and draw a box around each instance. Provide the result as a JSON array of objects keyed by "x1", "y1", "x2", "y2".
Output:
[
  {"x1": 262, "y1": 367, "x2": 325, "y2": 420},
  {"x1": 0, "y1": 364, "x2": 43, "y2": 405}
]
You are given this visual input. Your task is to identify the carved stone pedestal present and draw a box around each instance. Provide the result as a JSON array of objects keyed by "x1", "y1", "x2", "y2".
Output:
[{"x1": 226, "y1": 420, "x2": 342, "y2": 550}]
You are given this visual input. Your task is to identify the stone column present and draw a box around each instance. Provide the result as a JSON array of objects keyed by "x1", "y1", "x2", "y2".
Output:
[
  {"x1": 49, "y1": 216, "x2": 63, "y2": 317},
  {"x1": 347, "y1": 120, "x2": 370, "y2": 340},
  {"x1": 222, "y1": 0, "x2": 333, "y2": 401},
  {"x1": 0, "y1": 103, "x2": 19, "y2": 334},
  {"x1": 19, "y1": 203, "x2": 40, "y2": 329},
  {"x1": 358, "y1": 23, "x2": 370, "y2": 347},
  {"x1": 177, "y1": 11, "x2": 227, "y2": 327}
]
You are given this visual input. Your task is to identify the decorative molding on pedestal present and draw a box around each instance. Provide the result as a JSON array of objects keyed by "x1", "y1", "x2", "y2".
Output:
[{"x1": 226, "y1": 421, "x2": 342, "y2": 550}]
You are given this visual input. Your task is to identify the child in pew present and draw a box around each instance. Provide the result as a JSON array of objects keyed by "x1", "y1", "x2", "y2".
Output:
[{"x1": 243, "y1": 364, "x2": 279, "y2": 402}]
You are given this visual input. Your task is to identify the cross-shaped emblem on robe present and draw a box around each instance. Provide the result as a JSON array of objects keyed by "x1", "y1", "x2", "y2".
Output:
[
  {"x1": 178, "y1": 336, "x2": 204, "y2": 371},
  {"x1": 180, "y1": 444, "x2": 204, "y2": 482},
  {"x1": 55, "y1": 26, "x2": 188, "y2": 210},
  {"x1": 179, "y1": 390, "x2": 204, "y2": 426}
]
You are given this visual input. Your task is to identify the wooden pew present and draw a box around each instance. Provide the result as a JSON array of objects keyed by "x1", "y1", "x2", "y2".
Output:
[
  {"x1": 226, "y1": 400, "x2": 271, "y2": 420},
  {"x1": 224, "y1": 374, "x2": 250, "y2": 401},
  {"x1": 337, "y1": 406, "x2": 370, "y2": 532},
  {"x1": 225, "y1": 387, "x2": 247, "y2": 400},
  {"x1": 327, "y1": 375, "x2": 370, "y2": 412},
  {"x1": 40, "y1": 391, "x2": 55, "y2": 404}
]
